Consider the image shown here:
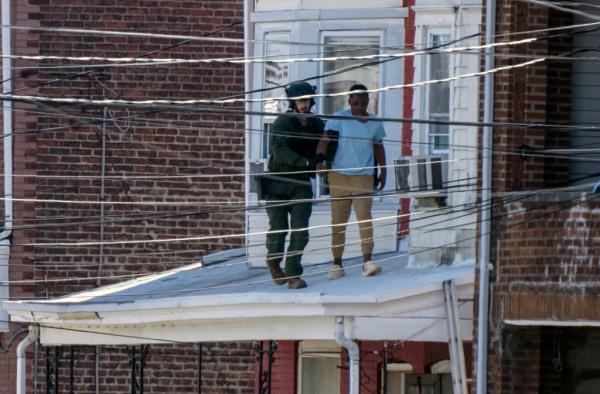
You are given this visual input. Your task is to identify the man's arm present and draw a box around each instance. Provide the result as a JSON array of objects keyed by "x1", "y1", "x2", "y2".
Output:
[
  {"x1": 374, "y1": 142, "x2": 386, "y2": 190},
  {"x1": 314, "y1": 131, "x2": 332, "y2": 173},
  {"x1": 270, "y1": 119, "x2": 310, "y2": 168}
]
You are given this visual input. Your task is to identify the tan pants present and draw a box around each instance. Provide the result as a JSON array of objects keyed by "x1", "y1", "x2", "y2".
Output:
[{"x1": 328, "y1": 171, "x2": 374, "y2": 259}]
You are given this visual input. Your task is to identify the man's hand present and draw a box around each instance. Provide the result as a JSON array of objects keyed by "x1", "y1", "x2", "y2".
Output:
[
  {"x1": 307, "y1": 153, "x2": 325, "y2": 171},
  {"x1": 316, "y1": 162, "x2": 326, "y2": 176},
  {"x1": 376, "y1": 168, "x2": 387, "y2": 190}
]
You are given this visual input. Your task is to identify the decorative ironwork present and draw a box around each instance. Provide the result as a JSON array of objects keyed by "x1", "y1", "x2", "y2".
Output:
[
  {"x1": 129, "y1": 345, "x2": 150, "y2": 394},
  {"x1": 198, "y1": 343, "x2": 203, "y2": 394},
  {"x1": 255, "y1": 340, "x2": 278, "y2": 394},
  {"x1": 45, "y1": 346, "x2": 63, "y2": 394},
  {"x1": 69, "y1": 346, "x2": 75, "y2": 394}
]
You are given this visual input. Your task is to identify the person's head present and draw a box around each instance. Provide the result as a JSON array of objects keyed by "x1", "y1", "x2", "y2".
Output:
[
  {"x1": 348, "y1": 84, "x2": 369, "y2": 116},
  {"x1": 285, "y1": 82, "x2": 316, "y2": 113}
]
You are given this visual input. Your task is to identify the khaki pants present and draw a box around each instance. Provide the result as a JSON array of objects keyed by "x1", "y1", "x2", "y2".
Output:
[{"x1": 328, "y1": 171, "x2": 374, "y2": 259}]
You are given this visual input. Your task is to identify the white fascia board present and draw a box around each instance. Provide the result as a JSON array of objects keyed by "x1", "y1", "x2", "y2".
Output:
[
  {"x1": 38, "y1": 312, "x2": 472, "y2": 346},
  {"x1": 5, "y1": 271, "x2": 473, "y2": 322},
  {"x1": 504, "y1": 319, "x2": 600, "y2": 327},
  {"x1": 4, "y1": 268, "x2": 474, "y2": 315},
  {"x1": 39, "y1": 316, "x2": 339, "y2": 346},
  {"x1": 7, "y1": 280, "x2": 473, "y2": 331},
  {"x1": 6, "y1": 269, "x2": 474, "y2": 326}
]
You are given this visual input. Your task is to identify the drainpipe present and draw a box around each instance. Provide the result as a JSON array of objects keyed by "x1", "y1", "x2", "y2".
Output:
[
  {"x1": 0, "y1": 0, "x2": 14, "y2": 331},
  {"x1": 476, "y1": 0, "x2": 496, "y2": 393},
  {"x1": 334, "y1": 317, "x2": 359, "y2": 394},
  {"x1": 94, "y1": 107, "x2": 108, "y2": 394},
  {"x1": 243, "y1": 0, "x2": 253, "y2": 247},
  {"x1": 16, "y1": 325, "x2": 39, "y2": 394}
]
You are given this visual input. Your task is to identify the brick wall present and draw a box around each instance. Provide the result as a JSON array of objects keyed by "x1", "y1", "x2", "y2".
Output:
[
  {"x1": 0, "y1": 1, "x2": 255, "y2": 393},
  {"x1": 36, "y1": 343, "x2": 255, "y2": 393},
  {"x1": 266, "y1": 340, "x2": 469, "y2": 393},
  {"x1": 481, "y1": 2, "x2": 599, "y2": 393}
]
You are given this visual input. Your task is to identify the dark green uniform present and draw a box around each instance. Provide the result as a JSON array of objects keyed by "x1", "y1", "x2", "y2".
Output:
[{"x1": 266, "y1": 112, "x2": 324, "y2": 277}]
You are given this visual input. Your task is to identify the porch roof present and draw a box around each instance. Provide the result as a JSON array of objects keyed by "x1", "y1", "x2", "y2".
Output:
[{"x1": 4, "y1": 250, "x2": 474, "y2": 345}]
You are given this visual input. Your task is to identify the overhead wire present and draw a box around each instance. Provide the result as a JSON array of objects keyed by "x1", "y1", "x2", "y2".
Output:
[
  {"x1": 3, "y1": 188, "x2": 597, "y2": 299},
  {"x1": 0, "y1": 180, "x2": 532, "y2": 279},
  {"x1": 0, "y1": 57, "x2": 548, "y2": 107},
  {"x1": 3, "y1": 13, "x2": 600, "y2": 290}
]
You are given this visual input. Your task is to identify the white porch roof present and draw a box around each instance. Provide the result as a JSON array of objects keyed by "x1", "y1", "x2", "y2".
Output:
[{"x1": 4, "y1": 251, "x2": 474, "y2": 346}]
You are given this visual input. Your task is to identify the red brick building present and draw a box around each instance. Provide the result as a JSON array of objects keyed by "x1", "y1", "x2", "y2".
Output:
[
  {"x1": 0, "y1": 0, "x2": 486, "y2": 393},
  {"x1": 1, "y1": 1, "x2": 253, "y2": 393},
  {"x1": 479, "y1": 2, "x2": 600, "y2": 393}
]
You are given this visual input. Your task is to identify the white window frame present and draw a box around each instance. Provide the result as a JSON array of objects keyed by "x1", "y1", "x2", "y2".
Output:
[
  {"x1": 318, "y1": 30, "x2": 384, "y2": 117},
  {"x1": 422, "y1": 28, "x2": 452, "y2": 155},
  {"x1": 382, "y1": 363, "x2": 413, "y2": 394},
  {"x1": 298, "y1": 341, "x2": 341, "y2": 394},
  {"x1": 313, "y1": 29, "x2": 385, "y2": 198},
  {"x1": 249, "y1": 28, "x2": 292, "y2": 165},
  {"x1": 248, "y1": 14, "x2": 404, "y2": 207}
]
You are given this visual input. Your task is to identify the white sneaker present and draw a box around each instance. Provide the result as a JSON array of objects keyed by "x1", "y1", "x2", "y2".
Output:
[
  {"x1": 328, "y1": 264, "x2": 345, "y2": 280},
  {"x1": 362, "y1": 261, "x2": 382, "y2": 277}
]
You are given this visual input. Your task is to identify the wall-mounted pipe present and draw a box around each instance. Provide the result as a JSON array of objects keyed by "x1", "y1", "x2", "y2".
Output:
[
  {"x1": 1, "y1": 0, "x2": 14, "y2": 333},
  {"x1": 334, "y1": 317, "x2": 359, "y2": 394},
  {"x1": 17, "y1": 325, "x2": 38, "y2": 394},
  {"x1": 476, "y1": 0, "x2": 496, "y2": 393}
]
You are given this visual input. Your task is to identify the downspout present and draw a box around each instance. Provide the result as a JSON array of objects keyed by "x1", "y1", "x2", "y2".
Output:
[
  {"x1": 16, "y1": 325, "x2": 39, "y2": 394},
  {"x1": 243, "y1": 0, "x2": 252, "y2": 243},
  {"x1": 0, "y1": 0, "x2": 14, "y2": 330},
  {"x1": 476, "y1": 1, "x2": 496, "y2": 394},
  {"x1": 334, "y1": 317, "x2": 359, "y2": 394},
  {"x1": 94, "y1": 106, "x2": 108, "y2": 394}
]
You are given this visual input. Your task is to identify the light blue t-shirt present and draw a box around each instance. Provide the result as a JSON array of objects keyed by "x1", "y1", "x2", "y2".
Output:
[{"x1": 325, "y1": 108, "x2": 386, "y2": 175}]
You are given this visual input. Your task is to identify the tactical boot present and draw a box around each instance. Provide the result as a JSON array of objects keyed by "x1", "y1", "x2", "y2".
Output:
[
  {"x1": 267, "y1": 261, "x2": 287, "y2": 285},
  {"x1": 287, "y1": 277, "x2": 307, "y2": 289}
]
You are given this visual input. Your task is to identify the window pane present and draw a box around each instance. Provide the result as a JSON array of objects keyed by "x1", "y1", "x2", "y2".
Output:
[
  {"x1": 263, "y1": 32, "x2": 290, "y2": 114},
  {"x1": 301, "y1": 356, "x2": 340, "y2": 394},
  {"x1": 262, "y1": 122, "x2": 271, "y2": 159},
  {"x1": 427, "y1": 34, "x2": 450, "y2": 153},
  {"x1": 322, "y1": 35, "x2": 380, "y2": 115}
]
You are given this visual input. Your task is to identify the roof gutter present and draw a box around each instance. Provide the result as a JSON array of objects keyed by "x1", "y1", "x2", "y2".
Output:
[
  {"x1": 1, "y1": 0, "x2": 14, "y2": 331},
  {"x1": 476, "y1": 0, "x2": 496, "y2": 393},
  {"x1": 16, "y1": 325, "x2": 38, "y2": 394},
  {"x1": 334, "y1": 317, "x2": 359, "y2": 394}
]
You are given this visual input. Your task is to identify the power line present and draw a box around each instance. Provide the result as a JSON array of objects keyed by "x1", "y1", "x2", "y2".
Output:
[
  {"x1": 0, "y1": 57, "x2": 547, "y2": 107},
  {"x1": 1, "y1": 185, "x2": 593, "y2": 291},
  {"x1": 5, "y1": 189, "x2": 596, "y2": 300}
]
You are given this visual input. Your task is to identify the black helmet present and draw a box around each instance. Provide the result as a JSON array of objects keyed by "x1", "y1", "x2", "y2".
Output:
[{"x1": 285, "y1": 82, "x2": 316, "y2": 109}]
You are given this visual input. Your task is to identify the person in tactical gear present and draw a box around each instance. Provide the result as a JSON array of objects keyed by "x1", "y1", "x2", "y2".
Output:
[{"x1": 265, "y1": 81, "x2": 324, "y2": 289}]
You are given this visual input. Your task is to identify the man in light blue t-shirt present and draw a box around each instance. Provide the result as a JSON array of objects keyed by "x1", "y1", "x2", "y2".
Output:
[{"x1": 315, "y1": 84, "x2": 387, "y2": 280}]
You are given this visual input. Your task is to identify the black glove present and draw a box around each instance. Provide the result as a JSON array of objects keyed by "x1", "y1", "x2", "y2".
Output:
[{"x1": 307, "y1": 153, "x2": 325, "y2": 171}]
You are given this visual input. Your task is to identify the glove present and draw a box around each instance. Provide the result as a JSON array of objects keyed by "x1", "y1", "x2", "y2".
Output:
[{"x1": 307, "y1": 153, "x2": 325, "y2": 171}]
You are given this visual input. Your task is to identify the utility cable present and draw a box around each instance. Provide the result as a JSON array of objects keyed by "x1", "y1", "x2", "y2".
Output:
[
  {"x1": 0, "y1": 57, "x2": 546, "y2": 107},
  {"x1": 5, "y1": 189, "x2": 596, "y2": 300},
  {"x1": 0, "y1": 187, "x2": 592, "y2": 288}
]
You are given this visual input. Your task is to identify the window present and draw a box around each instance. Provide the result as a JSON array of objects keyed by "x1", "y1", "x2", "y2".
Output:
[
  {"x1": 384, "y1": 363, "x2": 413, "y2": 394},
  {"x1": 425, "y1": 33, "x2": 451, "y2": 153},
  {"x1": 383, "y1": 362, "x2": 452, "y2": 394},
  {"x1": 321, "y1": 33, "x2": 381, "y2": 115},
  {"x1": 298, "y1": 341, "x2": 341, "y2": 394},
  {"x1": 316, "y1": 32, "x2": 382, "y2": 197},
  {"x1": 261, "y1": 31, "x2": 290, "y2": 159}
]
